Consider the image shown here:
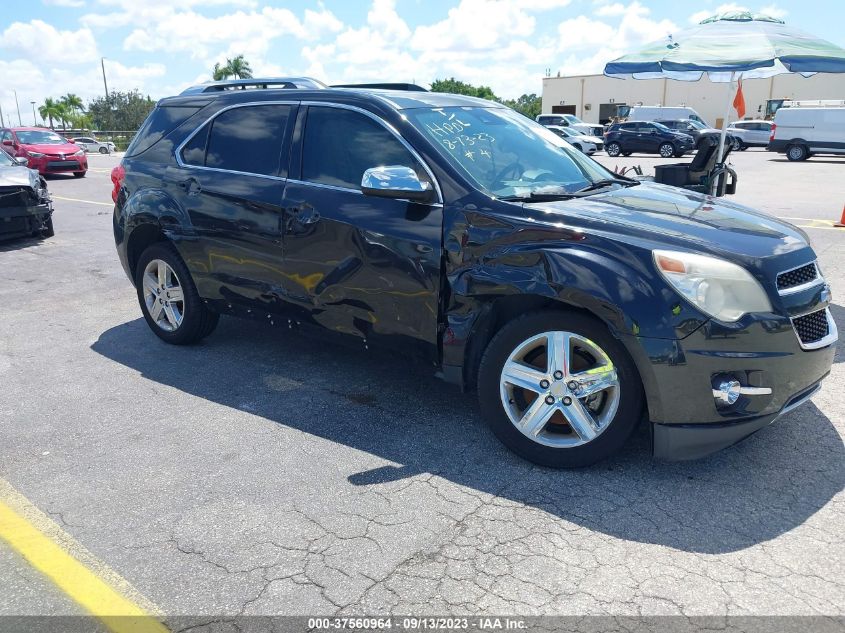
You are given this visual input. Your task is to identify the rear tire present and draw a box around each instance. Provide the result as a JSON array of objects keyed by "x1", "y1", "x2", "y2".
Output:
[
  {"x1": 786, "y1": 144, "x2": 808, "y2": 161},
  {"x1": 731, "y1": 138, "x2": 744, "y2": 151},
  {"x1": 606, "y1": 142, "x2": 621, "y2": 157},
  {"x1": 477, "y1": 310, "x2": 643, "y2": 468},
  {"x1": 135, "y1": 242, "x2": 219, "y2": 345},
  {"x1": 41, "y1": 217, "x2": 54, "y2": 239}
]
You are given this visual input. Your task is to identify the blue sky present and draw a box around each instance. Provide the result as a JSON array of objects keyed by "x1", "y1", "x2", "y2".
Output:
[{"x1": 1, "y1": 0, "x2": 843, "y2": 124}]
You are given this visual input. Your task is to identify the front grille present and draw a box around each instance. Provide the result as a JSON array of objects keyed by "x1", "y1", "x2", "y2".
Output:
[
  {"x1": 47, "y1": 160, "x2": 80, "y2": 170},
  {"x1": 0, "y1": 187, "x2": 34, "y2": 209},
  {"x1": 777, "y1": 262, "x2": 818, "y2": 292},
  {"x1": 596, "y1": 142, "x2": 604, "y2": 151},
  {"x1": 792, "y1": 309, "x2": 830, "y2": 346}
]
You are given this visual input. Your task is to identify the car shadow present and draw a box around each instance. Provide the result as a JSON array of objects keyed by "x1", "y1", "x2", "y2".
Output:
[
  {"x1": 0, "y1": 235, "x2": 48, "y2": 251},
  {"x1": 91, "y1": 317, "x2": 844, "y2": 554}
]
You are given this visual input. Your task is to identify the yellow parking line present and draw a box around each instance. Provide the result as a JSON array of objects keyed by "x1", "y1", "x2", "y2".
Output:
[
  {"x1": 776, "y1": 216, "x2": 837, "y2": 225},
  {"x1": 53, "y1": 195, "x2": 113, "y2": 207},
  {"x1": 0, "y1": 478, "x2": 168, "y2": 633}
]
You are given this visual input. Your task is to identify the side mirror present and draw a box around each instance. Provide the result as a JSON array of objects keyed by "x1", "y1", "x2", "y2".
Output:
[
  {"x1": 14, "y1": 157, "x2": 29, "y2": 166},
  {"x1": 361, "y1": 165, "x2": 434, "y2": 202}
]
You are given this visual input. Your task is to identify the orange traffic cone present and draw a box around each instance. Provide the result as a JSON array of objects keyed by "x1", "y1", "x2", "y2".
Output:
[{"x1": 837, "y1": 204, "x2": 845, "y2": 228}]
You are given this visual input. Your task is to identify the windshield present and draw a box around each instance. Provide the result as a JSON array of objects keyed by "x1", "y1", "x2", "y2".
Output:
[
  {"x1": 686, "y1": 119, "x2": 707, "y2": 130},
  {"x1": 563, "y1": 114, "x2": 584, "y2": 125},
  {"x1": 407, "y1": 106, "x2": 616, "y2": 198},
  {"x1": 15, "y1": 130, "x2": 67, "y2": 145},
  {"x1": 0, "y1": 150, "x2": 14, "y2": 166},
  {"x1": 651, "y1": 122, "x2": 673, "y2": 133}
]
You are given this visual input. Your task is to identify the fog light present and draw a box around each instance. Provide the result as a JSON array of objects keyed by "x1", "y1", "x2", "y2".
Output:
[{"x1": 713, "y1": 378, "x2": 741, "y2": 407}]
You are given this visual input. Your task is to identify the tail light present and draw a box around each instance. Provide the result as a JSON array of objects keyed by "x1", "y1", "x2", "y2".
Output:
[
  {"x1": 769, "y1": 123, "x2": 776, "y2": 142},
  {"x1": 110, "y1": 163, "x2": 125, "y2": 203}
]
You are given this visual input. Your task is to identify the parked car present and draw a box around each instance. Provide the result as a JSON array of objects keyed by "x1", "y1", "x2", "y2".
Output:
[
  {"x1": 112, "y1": 81, "x2": 836, "y2": 468},
  {"x1": 726, "y1": 120, "x2": 773, "y2": 150},
  {"x1": 536, "y1": 114, "x2": 604, "y2": 137},
  {"x1": 0, "y1": 127, "x2": 88, "y2": 177},
  {"x1": 604, "y1": 121, "x2": 695, "y2": 157},
  {"x1": 0, "y1": 147, "x2": 54, "y2": 241},
  {"x1": 546, "y1": 125, "x2": 602, "y2": 154},
  {"x1": 72, "y1": 136, "x2": 116, "y2": 154},
  {"x1": 768, "y1": 106, "x2": 845, "y2": 161},
  {"x1": 655, "y1": 119, "x2": 735, "y2": 151},
  {"x1": 625, "y1": 105, "x2": 708, "y2": 126}
]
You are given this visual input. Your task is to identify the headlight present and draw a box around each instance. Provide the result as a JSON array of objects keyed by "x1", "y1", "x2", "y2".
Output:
[
  {"x1": 74, "y1": 149, "x2": 85, "y2": 156},
  {"x1": 653, "y1": 250, "x2": 772, "y2": 322},
  {"x1": 27, "y1": 151, "x2": 45, "y2": 158}
]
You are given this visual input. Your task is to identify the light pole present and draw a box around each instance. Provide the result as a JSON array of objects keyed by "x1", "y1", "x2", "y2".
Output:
[
  {"x1": 30, "y1": 101, "x2": 37, "y2": 126},
  {"x1": 13, "y1": 90, "x2": 22, "y2": 126},
  {"x1": 101, "y1": 57, "x2": 109, "y2": 101},
  {"x1": 0, "y1": 102, "x2": 5, "y2": 128}
]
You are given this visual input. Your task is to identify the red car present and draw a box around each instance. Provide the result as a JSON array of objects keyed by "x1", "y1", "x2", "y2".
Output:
[{"x1": 0, "y1": 127, "x2": 88, "y2": 177}]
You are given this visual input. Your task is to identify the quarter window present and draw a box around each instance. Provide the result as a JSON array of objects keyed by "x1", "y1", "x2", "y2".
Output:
[{"x1": 301, "y1": 106, "x2": 424, "y2": 191}]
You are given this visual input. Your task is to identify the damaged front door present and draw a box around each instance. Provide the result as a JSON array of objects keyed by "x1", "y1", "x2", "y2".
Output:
[{"x1": 280, "y1": 104, "x2": 442, "y2": 358}]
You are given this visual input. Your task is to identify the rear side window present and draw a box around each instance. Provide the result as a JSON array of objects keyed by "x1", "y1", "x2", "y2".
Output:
[
  {"x1": 125, "y1": 105, "x2": 205, "y2": 157},
  {"x1": 301, "y1": 106, "x2": 423, "y2": 190},
  {"x1": 205, "y1": 105, "x2": 291, "y2": 176},
  {"x1": 180, "y1": 104, "x2": 292, "y2": 177}
]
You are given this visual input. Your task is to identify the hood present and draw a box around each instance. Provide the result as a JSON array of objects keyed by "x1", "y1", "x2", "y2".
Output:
[
  {"x1": 20, "y1": 142, "x2": 81, "y2": 155},
  {"x1": 0, "y1": 165, "x2": 40, "y2": 191},
  {"x1": 523, "y1": 182, "x2": 811, "y2": 265}
]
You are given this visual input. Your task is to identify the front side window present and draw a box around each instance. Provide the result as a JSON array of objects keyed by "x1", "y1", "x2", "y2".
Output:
[
  {"x1": 301, "y1": 106, "x2": 424, "y2": 190},
  {"x1": 205, "y1": 104, "x2": 291, "y2": 176},
  {"x1": 407, "y1": 106, "x2": 615, "y2": 198}
]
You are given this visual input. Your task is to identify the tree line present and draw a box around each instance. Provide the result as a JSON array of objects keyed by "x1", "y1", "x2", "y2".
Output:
[{"x1": 33, "y1": 90, "x2": 156, "y2": 132}]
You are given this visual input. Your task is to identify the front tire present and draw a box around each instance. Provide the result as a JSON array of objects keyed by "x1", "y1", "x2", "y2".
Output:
[
  {"x1": 99, "y1": 146, "x2": 109, "y2": 154},
  {"x1": 659, "y1": 142, "x2": 675, "y2": 158},
  {"x1": 477, "y1": 311, "x2": 643, "y2": 468},
  {"x1": 786, "y1": 144, "x2": 808, "y2": 161},
  {"x1": 73, "y1": 171, "x2": 86, "y2": 178},
  {"x1": 731, "y1": 138, "x2": 744, "y2": 151},
  {"x1": 606, "y1": 142, "x2": 621, "y2": 157},
  {"x1": 135, "y1": 242, "x2": 219, "y2": 345}
]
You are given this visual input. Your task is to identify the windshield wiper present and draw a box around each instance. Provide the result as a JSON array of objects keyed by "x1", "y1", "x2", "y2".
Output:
[
  {"x1": 499, "y1": 191, "x2": 577, "y2": 202},
  {"x1": 575, "y1": 178, "x2": 639, "y2": 193}
]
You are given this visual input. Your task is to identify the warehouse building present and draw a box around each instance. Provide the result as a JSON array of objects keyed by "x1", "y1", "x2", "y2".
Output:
[{"x1": 541, "y1": 72, "x2": 845, "y2": 127}]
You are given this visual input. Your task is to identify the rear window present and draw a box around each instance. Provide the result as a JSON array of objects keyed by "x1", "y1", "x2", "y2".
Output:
[{"x1": 125, "y1": 104, "x2": 206, "y2": 157}]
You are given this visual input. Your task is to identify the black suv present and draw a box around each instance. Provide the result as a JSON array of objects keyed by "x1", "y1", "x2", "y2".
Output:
[
  {"x1": 604, "y1": 121, "x2": 695, "y2": 157},
  {"x1": 112, "y1": 79, "x2": 836, "y2": 467},
  {"x1": 655, "y1": 118, "x2": 734, "y2": 151}
]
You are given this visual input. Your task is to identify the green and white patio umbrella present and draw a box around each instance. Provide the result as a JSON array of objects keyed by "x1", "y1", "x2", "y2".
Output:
[{"x1": 603, "y1": 11, "x2": 845, "y2": 182}]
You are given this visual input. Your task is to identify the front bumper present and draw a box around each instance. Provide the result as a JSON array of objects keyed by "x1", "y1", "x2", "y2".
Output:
[
  {"x1": 624, "y1": 307, "x2": 837, "y2": 461},
  {"x1": 0, "y1": 201, "x2": 52, "y2": 241},
  {"x1": 26, "y1": 155, "x2": 88, "y2": 175}
]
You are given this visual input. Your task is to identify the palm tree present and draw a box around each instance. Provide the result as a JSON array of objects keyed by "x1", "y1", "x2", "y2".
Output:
[
  {"x1": 38, "y1": 98, "x2": 62, "y2": 129},
  {"x1": 211, "y1": 55, "x2": 253, "y2": 81},
  {"x1": 61, "y1": 93, "x2": 84, "y2": 116}
]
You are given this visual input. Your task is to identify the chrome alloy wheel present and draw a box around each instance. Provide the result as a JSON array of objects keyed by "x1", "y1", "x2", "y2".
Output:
[
  {"x1": 142, "y1": 259, "x2": 185, "y2": 332},
  {"x1": 659, "y1": 143, "x2": 674, "y2": 158},
  {"x1": 499, "y1": 331, "x2": 620, "y2": 448}
]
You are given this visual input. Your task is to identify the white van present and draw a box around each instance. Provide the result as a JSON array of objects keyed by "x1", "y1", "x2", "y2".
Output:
[
  {"x1": 627, "y1": 106, "x2": 708, "y2": 126},
  {"x1": 768, "y1": 106, "x2": 845, "y2": 161}
]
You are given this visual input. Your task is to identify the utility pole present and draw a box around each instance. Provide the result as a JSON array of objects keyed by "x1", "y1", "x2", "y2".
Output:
[
  {"x1": 13, "y1": 90, "x2": 22, "y2": 126},
  {"x1": 0, "y1": 102, "x2": 5, "y2": 127},
  {"x1": 30, "y1": 101, "x2": 37, "y2": 126},
  {"x1": 101, "y1": 57, "x2": 109, "y2": 101}
]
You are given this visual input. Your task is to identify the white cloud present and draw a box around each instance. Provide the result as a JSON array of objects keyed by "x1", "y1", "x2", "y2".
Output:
[
  {"x1": 689, "y1": 4, "x2": 786, "y2": 24},
  {"x1": 410, "y1": 0, "x2": 536, "y2": 52},
  {"x1": 1, "y1": 20, "x2": 98, "y2": 65},
  {"x1": 43, "y1": 0, "x2": 86, "y2": 7},
  {"x1": 595, "y1": 3, "x2": 626, "y2": 17},
  {"x1": 558, "y1": 16, "x2": 616, "y2": 49}
]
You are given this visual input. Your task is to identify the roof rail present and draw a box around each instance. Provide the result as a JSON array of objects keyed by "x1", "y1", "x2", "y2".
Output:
[
  {"x1": 331, "y1": 83, "x2": 428, "y2": 92},
  {"x1": 180, "y1": 77, "x2": 327, "y2": 95}
]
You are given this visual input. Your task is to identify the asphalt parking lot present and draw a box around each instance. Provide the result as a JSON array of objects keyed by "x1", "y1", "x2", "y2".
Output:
[{"x1": 1, "y1": 150, "x2": 843, "y2": 627}]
